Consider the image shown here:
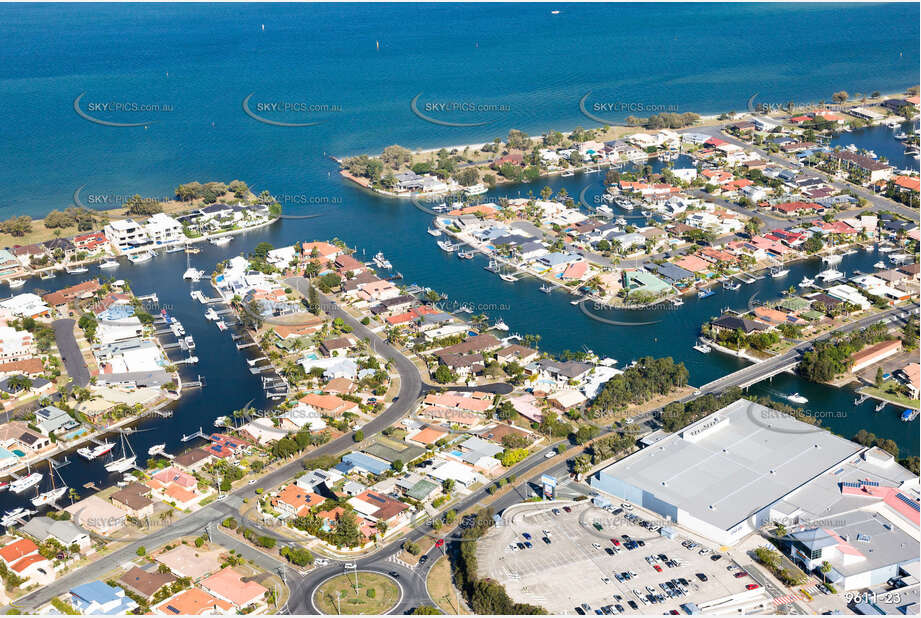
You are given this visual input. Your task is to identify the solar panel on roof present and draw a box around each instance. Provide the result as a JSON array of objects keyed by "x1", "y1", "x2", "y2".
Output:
[
  {"x1": 861, "y1": 480, "x2": 879, "y2": 487},
  {"x1": 896, "y1": 493, "x2": 920, "y2": 512}
]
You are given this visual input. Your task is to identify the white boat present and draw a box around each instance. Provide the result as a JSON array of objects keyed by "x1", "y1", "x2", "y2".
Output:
[
  {"x1": 184, "y1": 335, "x2": 195, "y2": 349},
  {"x1": 499, "y1": 273, "x2": 517, "y2": 282},
  {"x1": 596, "y1": 205, "x2": 614, "y2": 218},
  {"x1": 99, "y1": 259, "x2": 119, "y2": 269},
  {"x1": 641, "y1": 210, "x2": 652, "y2": 217},
  {"x1": 104, "y1": 434, "x2": 137, "y2": 473},
  {"x1": 863, "y1": 244, "x2": 875, "y2": 251},
  {"x1": 211, "y1": 236, "x2": 231, "y2": 246},
  {"x1": 822, "y1": 254, "x2": 842, "y2": 264},
  {"x1": 786, "y1": 393, "x2": 809, "y2": 404},
  {"x1": 7, "y1": 279, "x2": 25, "y2": 289},
  {"x1": 842, "y1": 249, "x2": 857, "y2": 256},
  {"x1": 465, "y1": 183, "x2": 488, "y2": 196},
  {"x1": 77, "y1": 441, "x2": 115, "y2": 461},
  {"x1": 105, "y1": 456, "x2": 136, "y2": 473},
  {"x1": 615, "y1": 217, "x2": 628, "y2": 226},
  {"x1": 457, "y1": 250, "x2": 474, "y2": 259},
  {"x1": 539, "y1": 285, "x2": 553, "y2": 294},
  {"x1": 31, "y1": 486, "x2": 67, "y2": 508},
  {"x1": 183, "y1": 267, "x2": 204, "y2": 281},
  {"x1": 799, "y1": 277, "x2": 815, "y2": 288},
  {"x1": 894, "y1": 130, "x2": 908, "y2": 140},
  {"x1": 561, "y1": 170, "x2": 575, "y2": 177},
  {"x1": 214, "y1": 416, "x2": 229, "y2": 428},
  {"x1": 492, "y1": 319, "x2": 509, "y2": 331},
  {"x1": 670, "y1": 297, "x2": 684, "y2": 306},
  {"x1": 165, "y1": 244, "x2": 185, "y2": 253},
  {"x1": 148, "y1": 444, "x2": 166, "y2": 456},
  {"x1": 770, "y1": 267, "x2": 790, "y2": 278},
  {"x1": 372, "y1": 252, "x2": 393, "y2": 269},
  {"x1": 874, "y1": 261, "x2": 887, "y2": 269},
  {"x1": 602, "y1": 193, "x2": 616, "y2": 204},
  {"x1": 817, "y1": 269, "x2": 844, "y2": 282},
  {"x1": 456, "y1": 305, "x2": 473, "y2": 313},
  {"x1": 216, "y1": 320, "x2": 227, "y2": 331},
  {"x1": 437, "y1": 240, "x2": 457, "y2": 253},
  {"x1": 878, "y1": 245, "x2": 896, "y2": 253},
  {"x1": 127, "y1": 251, "x2": 153, "y2": 264},
  {"x1": 484, "y1": 259, "x2": 499, "y2": 272},
  {"x1": 65, "y1": 265, "x2": 89, "y2": 274},
  {"x1": 1, "y1": 508, "x2": 35, "y2": 527},
  {"x1": 39, "y1": 271, "x2": 56, "y2": 280},
  {"x1": 723, "y1": 280, "x2": 741, "y2": 291},
  {"x1": 693, "y1": 343, "x2": 711, "y2": 354},
  {"x1": 427, "y1": 228, "x2": 442, "y2": 237},
  {"x1": 204, "y1": 307, "x2": 219, "y2": 321},
  {"x1": 0, "y1": 480, "x2": 8, "y2": 492},
  {"x1": 11, "y1": 473, "x2": 43, "y2": 494}
]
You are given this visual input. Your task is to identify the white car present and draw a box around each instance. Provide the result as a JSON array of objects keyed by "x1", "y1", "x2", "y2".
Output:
[
  {"x1": 592, "y1": 543, "x2": 602, "y2": 550},
  {"x1": 544, "y1": 451, "x2": 555, "y2": 459},
  {"x1": 248, "y1": 479, "x2": 256, "y2": 485},
  {"x1": 314, "y1": 558, "x2": 329, "y2": 566},
  {"x1": 344, "y1": 563, "x2": 356, "y2": 570},
  {"x1": 601, "y1": 576, "x2": 611, "y2": 584}
]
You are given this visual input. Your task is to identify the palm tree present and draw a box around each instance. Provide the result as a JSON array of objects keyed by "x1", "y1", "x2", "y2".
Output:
[{"x1": 820, "y1": 560, "x2": 832, "y2": 584}]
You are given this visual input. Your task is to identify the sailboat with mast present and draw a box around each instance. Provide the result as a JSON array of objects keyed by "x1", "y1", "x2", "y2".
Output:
[
  {"x1": 104, "y1": 433, "x2": 137, "y2": 473},
  {"x1": 31, "y1": 461, "x2": 68, "y2": 507}
]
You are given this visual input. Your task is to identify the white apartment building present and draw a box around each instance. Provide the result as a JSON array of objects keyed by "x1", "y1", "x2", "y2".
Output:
[
  {"x1": 0, "y1": 325, "x2": 35, "y2": 361},
  {"x1": 104, "y1": 219, "x2": 149, "y2": 252},
  {"x1": 144, "y1": 213, "x2": 184, "y2": 246}
]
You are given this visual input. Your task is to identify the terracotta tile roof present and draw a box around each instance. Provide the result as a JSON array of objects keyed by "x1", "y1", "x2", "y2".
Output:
[
  {"x1": 155, "y1": 588, "x2": 233, "y2": 615},
  {"x1": 0, "y1": 538, "x2": 38, "y2": 565}
]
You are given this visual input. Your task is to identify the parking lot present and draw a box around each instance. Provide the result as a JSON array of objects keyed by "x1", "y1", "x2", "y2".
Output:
[{"x1": 477, "y1": 501, "x2": 770, "y2": 615}]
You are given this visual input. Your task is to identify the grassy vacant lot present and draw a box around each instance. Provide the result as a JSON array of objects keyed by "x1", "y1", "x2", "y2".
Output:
[
  {"x1": 427, "y1": 555, "x2": 468, "y2": 614},
  {"x1": 861, "y1": 384, "x2": 918, "y2": 410},
  {"x1": 314, "y1": 572, "x2": 401, "y2": 615}
]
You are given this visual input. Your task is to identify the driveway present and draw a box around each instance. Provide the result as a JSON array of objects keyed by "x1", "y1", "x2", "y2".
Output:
[{"x1": 53, "y1": 318, "x2": 90, "y2": 387}]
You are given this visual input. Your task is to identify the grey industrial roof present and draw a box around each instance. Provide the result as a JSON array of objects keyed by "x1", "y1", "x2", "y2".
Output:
[{"x1": 594, "y1": 399, "x2": 863, "y2": 531}]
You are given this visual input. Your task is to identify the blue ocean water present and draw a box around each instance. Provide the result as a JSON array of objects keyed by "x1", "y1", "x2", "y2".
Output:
[{"x1": 0, "y1": 4, "x2": 917, "y2": 510}]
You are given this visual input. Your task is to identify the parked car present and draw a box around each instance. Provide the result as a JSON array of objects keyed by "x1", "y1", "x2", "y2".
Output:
[
  {"x1": 710, "y1": 554, "x2": 722, "y2": 561},
  {"x1": 746, "y1": 584, "x2": 760, "y2": 590},
  {"x1": 734, "y1": 571, "x2": 748, "y2": 578}
]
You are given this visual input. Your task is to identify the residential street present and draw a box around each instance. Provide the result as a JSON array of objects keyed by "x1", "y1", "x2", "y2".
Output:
[{"x1": 52, "y1": 319, "x2": 90, "y2": 387}]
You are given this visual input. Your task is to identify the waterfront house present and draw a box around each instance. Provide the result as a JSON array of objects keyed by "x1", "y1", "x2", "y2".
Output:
[
  {"x1": 239, "y1": 419, "x2": 288, "y2": 445},
  {"x1": 370, "y1": 294, "x2": 416, "y2": 316},
  {"x1": 144, "y1": 213, "x2": 184, "y2": 246},
  {"x1": 10, "y1": 243, "x2": 49, "y2": 267},
  {"x1": 65, "y1": 495, "x2": 126, "y2": 536},
  {"x1": 0, "y1": 420, "x2": 52, "y2": 455},
  {"x1": 830, "y1": 151, "x2": 892, "y2": 183},
  {"x1": 623, "y1": 269, "x2": 672, "y2": 299},
  {"x1": 33, "y1": 404, "x2": 79, "y2": 436},
  {"x1": 200, "y1": 567, "x2": 268, "y2": 613},
  {"x1": 118, "y1": 567, "x2": 177, "y2": 602},
  {"x1": 104, "y1": 219, "x2": 149, "y2": 252},
  {"x1": 73, "y1": 231, "x2": 108, "y2": 252},
  {"x1": 895, "y1": 363, "x2": 920, "y2": 398},
  {"x1": 279, "y1": 403, "x2": 327, "y2": 432},
  {"x1": 301, "y1": 240, "x2": 342, "y2": 262},
  {"x1": 496, "y1": 344, "x2": 539, "y2": 365},
  {"x1": 709, "y1": 314, "x2": 772, "y2": 335},
  {"x1": 111, "y1": 482, "x2": 155, "y2": 518},
  {"x1": 825, "y1": 284, "x2": 872, "y2": 310},
  {"x1": 70, "y1": 581, "x2": 138, "y2": 615},
  {"x1": 319, "y1": 335, "x2": 356, "y2": 357},
  {"x1": 434, "y1": 334, "x2": 501, "y2": 358},
  {"x1": 173, "y1": 447, "x2": 214, "y2": 473},
  {"x1": 42, "y1": 279, "x2": 101, "y2": 311}
]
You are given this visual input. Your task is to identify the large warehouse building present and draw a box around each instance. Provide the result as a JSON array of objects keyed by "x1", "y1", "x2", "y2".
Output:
[{"x1": 589, "y1": 399, "x2": 919, "y2": 554}]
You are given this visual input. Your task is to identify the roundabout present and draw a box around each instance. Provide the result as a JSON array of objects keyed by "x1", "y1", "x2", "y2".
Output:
[{"x1": 311, "y1": 570, "x2": 403, "y2": 615}]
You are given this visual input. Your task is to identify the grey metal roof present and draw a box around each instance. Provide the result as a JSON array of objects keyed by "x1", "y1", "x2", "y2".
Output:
[{"x1": 592, "y1": 399, "x2": 863, "y2": 531}]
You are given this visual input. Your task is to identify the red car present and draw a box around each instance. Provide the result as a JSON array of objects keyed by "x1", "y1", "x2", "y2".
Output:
[
  {"x1": 653, "y1": 565, "x2": 663, "y2": 572},
  {"x1": 610, "y1": 539, "x2": 620, "y2": 546},
  {"x1": 563, "y1": 506, "x2": 572, "y2": 513},
  {"x1": 435, "y1": 538, "x2": 445, "y2": 548},
  {"x1": 746, "y1": 584, "x2": 760, "y2": 590},
  {"x1": 734, "y1": 571, "x2": 748, "y2": 578}
]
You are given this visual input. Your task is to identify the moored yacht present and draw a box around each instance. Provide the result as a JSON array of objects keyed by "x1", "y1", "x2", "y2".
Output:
[
  {"x1": 77, "y1": 441, "x2": 115, "y2": 461},
  {"x1": 11, "y1": 473, "x2": 43, "y2": 494},
  {"x1": 99, "y1": 259, "x2": 119, "y2": 269},
  {"x1": 437, "y1": 240, "x2": 457, "y2": 253}
]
